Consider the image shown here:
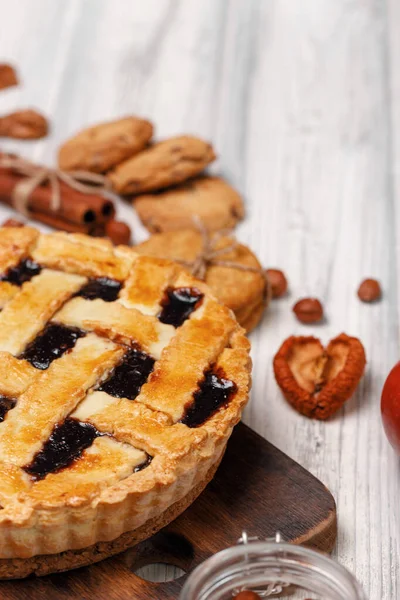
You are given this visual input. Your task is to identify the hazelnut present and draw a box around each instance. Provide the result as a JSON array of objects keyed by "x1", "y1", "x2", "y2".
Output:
[
  {"x1": 105, "y1": 219, "x2": 131, "y2": 245},
  {"x1": 266, "y1": 268, "x2": 288, "y2": 298},
  {"x1": 357, "y1": 278, "x2": 381, "y2": 303},
  {"x1": 2, "y1": 218, "x2": 24, "y2": 228},
  {"x1": 233, "y1": 592, "x2": 261, "y2": 600},
  {"x1": 293, "y1": 298, "x2": 324, "y2": 324}
]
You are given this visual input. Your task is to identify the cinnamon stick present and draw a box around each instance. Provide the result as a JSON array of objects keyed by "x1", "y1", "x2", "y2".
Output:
[
  {"x1": 0, "y1": 167, "x2": 115, "y2": 226},
  {"x1": 29, "y1": 210, "x2": 102, "y2": 234}
]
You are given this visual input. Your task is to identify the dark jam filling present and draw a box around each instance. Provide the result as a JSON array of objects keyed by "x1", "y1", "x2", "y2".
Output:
[
  {"x1": 0, "y1": 258, "x2": 42, "y2": 286},
  {"x1": 0, "y1": 396, "x2": 16, "y2": 423},
  {"x1": 98, "y1": 349, "x2": 155, "y2": 400},
  {"x1": 20, "y1": 324, "x2": 85, "y2": 370},
  {"x1": 134, "y1": 455, "x2": 153, "y2": 473},
  {"x1": 77, "y1": 277, "x2": 122, "y2": 302},
  {"x1": 159, "y1": 287, "x2": 204, "y2": 328},
  {"x1": 25, "y1": 418, "x2": 101, "y2": 480},
  {"x1": 181, "y1": 370, "x2": 237, "y2": 428}
]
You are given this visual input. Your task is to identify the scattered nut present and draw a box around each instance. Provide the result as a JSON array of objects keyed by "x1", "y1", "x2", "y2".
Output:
[
  {"x1": 233, "y1": 592, "x2": 261, "y2": 600},
  {"x1": 0, "y1": 109, "x2": 49, "y2": 139},
  {"x1": 2, "y1": 218, "x2": 25, "y2": 228},
  {"x1": 357, "y1": 278, "x2": 381, "y2": 303},
  {"x1": 293, "y1": 298, "x2": 323, "y2": 324},
  {"x1": 273, "y1": 333, "x2": 366, "y2": 419},
  {"x1": 105, "y1": 220, "x2": 131, "y2": 245},
  {"x1": 266, "y1": 268, "x2": 288, "y2": 298},
  {"x1": 0, "y1": 64, "x2": 18, "y2": 90}
]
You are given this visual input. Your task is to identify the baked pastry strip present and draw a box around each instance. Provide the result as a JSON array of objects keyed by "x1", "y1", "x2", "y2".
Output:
[
  {"x1": 119, "y1": 256, "x2": 180, "y2": 315},
  {"x1": 53, "y1": 297, "x2": 175, "y2": 359},
  {"x1": 0, "y1": 270, "x2": 87, "y2": 355},
  {"x1": 0, "y1": 353, "x2": 38, "y2": 396},
  {"x1": 27, "y1": 436, "x2": 147, "y2": 504},
  {"x1": 32, "y1": 232, "x2": 136, "y2": 280},
  {"x1": 136, "y1": 298, "x2": 238, "y2": 422},
  {"x1": 0, "y1": 335, "x2": 124, "y2": 465},
  {"x1": 0, "y1": 269, "x2": 86, "y2": 356},
  {"x1": 0, "y1": 226, "x2": 39, "y2": 273},
  {"x1": 0, "y1": 464, "x2": 31, "y2": 505},
  {"x1": 72, "y1": 392, "x2": 207, "y2": 458},
  {"x1": 0, "y1": 282, "x2": 18, "y2": 308}
]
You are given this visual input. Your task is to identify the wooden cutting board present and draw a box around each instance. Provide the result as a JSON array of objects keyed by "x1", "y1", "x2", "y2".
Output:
[{"x1": 0, "y1": 423, "x2": 337, "y2": 599}]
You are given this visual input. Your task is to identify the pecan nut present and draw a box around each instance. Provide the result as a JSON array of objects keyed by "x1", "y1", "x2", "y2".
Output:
[
  {"x1": 0, "y1": 109, "x2": 48, "y2": 139},
  {"x1": 0, "y1": 64, "x2": 18, "y2": 90},
  {"x1": 273, "y1": 333, "x2": 366, "y2": 419}
]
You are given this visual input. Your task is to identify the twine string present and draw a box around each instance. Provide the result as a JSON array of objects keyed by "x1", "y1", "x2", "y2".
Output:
[
  {"x1": 0, "y1": 154, "x2": 111, "y2": 217},
  {"x1": 178, "y1": 216, "x2": 269, "y2": 290}
]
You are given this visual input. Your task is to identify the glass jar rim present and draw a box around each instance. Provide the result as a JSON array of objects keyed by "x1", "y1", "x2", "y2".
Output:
[{"x1": 180, "y1": 540, "x2": 366, "y2": 599}]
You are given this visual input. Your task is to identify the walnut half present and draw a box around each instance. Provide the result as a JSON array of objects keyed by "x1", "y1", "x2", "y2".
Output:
[
  {"x1": 0, "y1": 109, "x2": 49, "y2": 139},
  {"x1": 273, "y1": 333, "x2": 366, "y2": 419}
]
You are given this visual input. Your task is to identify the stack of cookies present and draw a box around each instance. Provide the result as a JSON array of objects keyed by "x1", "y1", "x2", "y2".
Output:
[
  {"x1": 58, "y1": 117, "x2": 244, "y2": 233},
  {"x1": 58, "y1": 116, "x2": 269, "y2": 332}
]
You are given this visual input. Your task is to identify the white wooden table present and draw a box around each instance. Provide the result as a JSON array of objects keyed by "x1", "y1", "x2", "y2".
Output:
[{"x1": 1, "y1": 1, "x2": 399, "y2": 597}]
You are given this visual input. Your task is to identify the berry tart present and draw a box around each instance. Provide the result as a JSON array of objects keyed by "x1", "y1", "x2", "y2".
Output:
[{"x1": 0, "y1": 225, "x2": 251, "y2": 578}]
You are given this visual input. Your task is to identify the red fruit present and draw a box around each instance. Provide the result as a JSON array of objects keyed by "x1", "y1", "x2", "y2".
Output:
[{"x1": 381, "y1": 362, "x2": 400, "y2": 453}]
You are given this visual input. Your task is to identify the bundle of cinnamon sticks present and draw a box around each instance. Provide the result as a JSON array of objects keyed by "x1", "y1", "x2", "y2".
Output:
[{"x1": 0, "y1": 153, "x2": 131, "y2": 244}]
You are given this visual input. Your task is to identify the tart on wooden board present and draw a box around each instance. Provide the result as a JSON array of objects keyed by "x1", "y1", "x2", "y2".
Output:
[{"x1": 0, "y1": 225, "x2": 251, "y2": 578}]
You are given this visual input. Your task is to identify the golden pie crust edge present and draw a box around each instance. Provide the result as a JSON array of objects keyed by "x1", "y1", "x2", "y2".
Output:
[
  {"x1": 0, "y1": 226, "x2": 251, "y2": 566},
  {"x1": 0, "y1": 452, "x2": 223, "y2": 579}
]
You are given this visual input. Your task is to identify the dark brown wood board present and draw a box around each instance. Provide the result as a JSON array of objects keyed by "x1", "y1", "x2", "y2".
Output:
[{"x1": 0, "y1": 423, "x2": 337, "y2": 599}]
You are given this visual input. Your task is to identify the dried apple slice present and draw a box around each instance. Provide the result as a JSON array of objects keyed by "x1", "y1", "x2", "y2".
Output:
[{"x1": 273, "y1": 333, "x2": 366, "y2": 419}]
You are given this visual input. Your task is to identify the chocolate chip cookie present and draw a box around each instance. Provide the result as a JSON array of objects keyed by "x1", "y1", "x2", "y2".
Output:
[
  {"x1": 135, "y1": 229, "x2": 269, "y2": 332},
  {"x1": 109, "y1": 135, "x2": 216, "y2": 195},
  {"x1": 132, "y1": 175, "x2": 244, "y2": 233},
  {"x1": 58, "y1": 116, "x2": 153, "y2": 173}
]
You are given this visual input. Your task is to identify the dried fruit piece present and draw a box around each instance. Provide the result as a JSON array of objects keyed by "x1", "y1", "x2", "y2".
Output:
[
  {"x1": 358, "y1": 278, "x2": 381, "y2": 303},
  {"x1": 293, "y1": 297, "x2": 323, "y2": 324},
  {"x1": 0, "y1": 64, "x2": 18, "y2": 90},
  {"x1": 233, "y1": 592, "x2": 261, "y2": 600},
  {"x1": 273, "y1": 333, "x2": 366, "y2": 419},
  {"x1": 58, "y1": 116, "x2": 153, "y2": 173},
  {"x1": 266, "y1": 268, "x2": 288, "y2": 298},
  {"x1": 0, "y1": 109, "x2": 48, "y2": 139}
]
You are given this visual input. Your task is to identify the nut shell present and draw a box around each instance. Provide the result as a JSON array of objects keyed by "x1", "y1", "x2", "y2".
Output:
[{"x1": 273, "y1": 333, "x2": 366, "y2": 419}]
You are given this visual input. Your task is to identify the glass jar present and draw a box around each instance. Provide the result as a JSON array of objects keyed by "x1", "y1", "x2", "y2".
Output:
[{"x1": 179, "y1": 533, "x2": 366, "y2": 600}]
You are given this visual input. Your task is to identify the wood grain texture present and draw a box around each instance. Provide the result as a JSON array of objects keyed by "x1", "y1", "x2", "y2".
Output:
[
  {"x1": 0, "y1": 424, "x2": 336, "y2": 597},
  {"x1": 0, "y1": 0, "x2": 399, "y2": 597}
]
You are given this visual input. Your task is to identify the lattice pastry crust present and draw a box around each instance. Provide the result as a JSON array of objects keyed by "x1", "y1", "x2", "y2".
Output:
[{"x1": 0, "y1": 226, "x2": 251, "y2": 569}]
